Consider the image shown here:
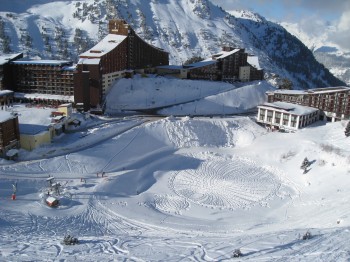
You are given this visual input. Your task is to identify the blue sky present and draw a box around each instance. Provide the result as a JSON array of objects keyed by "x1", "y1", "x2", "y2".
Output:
[{"x1": 211, "y1": 0, "x2": 350, "y2": 51}]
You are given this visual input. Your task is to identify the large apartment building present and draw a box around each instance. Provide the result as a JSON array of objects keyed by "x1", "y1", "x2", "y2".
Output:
[
  {"x1": 0, "y1": 53, "x2": 23, "y2": 90},
  {"x1": 256, "y1": 102, "x2": 319, "y2": 131},
  {"x1": 157, "y1": 47, "x2": 264, "y2": 82},
  {"x1": 267, "y1": 87, "x2": 350, "y2": 121},
  {"x1": 9, "y1": 60, "x2": 75, "y2": 105},
  {"x1": 0, "y1": 111, "x2": 20, "y2": 157},
  {"x1": 75, "y1": 19, "x2": 169, "y2": 110}
]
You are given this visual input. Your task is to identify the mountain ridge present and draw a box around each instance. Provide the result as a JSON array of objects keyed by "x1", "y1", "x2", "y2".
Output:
[
  {"x1": 281, "y1": 21, "x2": 350, "y2": 86},
  {"x1": 0, "y1": 0, "x2": 345, "y2": 89}
]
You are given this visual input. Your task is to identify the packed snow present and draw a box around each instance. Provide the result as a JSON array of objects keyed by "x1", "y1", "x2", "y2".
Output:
[
  {"x1": 105, "y1": 75, "x2": 274, "y2": 116},
  {"x1": 0, "y1": 78, "x2": 350, "y2": 261}
]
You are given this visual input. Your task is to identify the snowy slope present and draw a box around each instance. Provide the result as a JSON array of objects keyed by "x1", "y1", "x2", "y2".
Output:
[
  {"x1": 0, "y1": 80, "x2": 349, "y2": 260},
  {"x1": 105, "y1": 75, "x2": 274, "y2": 116},
  {"x1": 0, "y1": 113, "x2": 349, "y2": 261},
  {"x1": 0, "y1": 0, "x2": 345, "y2": 89}
]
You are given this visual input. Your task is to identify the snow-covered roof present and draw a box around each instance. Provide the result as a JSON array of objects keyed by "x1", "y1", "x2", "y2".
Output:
[
  {"x1": 157, "y1": 65, "x2": 183, "y2": 70},
  {"x1": 19, "y1": 124, "x2": 49, "y2": 135},
  {"x1": 0, "y1": 90, "x2": 14, "y2": 97},
  {"x1": 62, "y1": 65, "x2": 77, "y2": 71},
  {"x1": 271, "y1": 86, "x2": 350, "y2": 95},
  {"x1": 184, "y1": 60, "x2": 217, "y2": 69},
  {"x1": 247, "y1": 56, "x2": 261, "y2": 69},
  {"x1": 6, "y1": 149, "x2": 19, "y2": 157},
  {"x1": 0, "y1": 111, "x2": 15, "y2": 123},
  {"x1": 78, "y1": 58, "x2": 101, "y2": 65},
  {"x1": 259, "y1": 101, "x2": 318, "y2": 115},
  {"x1": 0, "y1": 53, "x2": 23, "y2": 66},
  {"x1": 307, "y1": 87, "x2": 350, "y2": 94},
  {"x1": 58, "y1": 103, "x2": 72, "y2": 107},
  {"x1": 79, "y1": 34, "x2": 127, "y2": 58},
  {"x1": 52, "y1": 115, "x2": 65, "y2": 121},
  {"x1": 15, "y1": 92, "x2": 74, "y2": 102},
  {"x1": 12, "y1": 60, "x2": 72, "y2": 66},
  {"x1": 46, "y1": 196, "x2": 58, "y2": 203},
  {"x1": 211, "y1": 49, "x2": 240, "y2": 60}
]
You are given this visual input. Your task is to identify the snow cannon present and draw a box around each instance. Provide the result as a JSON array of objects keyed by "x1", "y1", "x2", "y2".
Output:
[
  {"x1": 62, "y1": 234, "x2": 79, "y2": 245},
  {"x1": 233, "y1": 249, "x2": 242, "y2": 258}
]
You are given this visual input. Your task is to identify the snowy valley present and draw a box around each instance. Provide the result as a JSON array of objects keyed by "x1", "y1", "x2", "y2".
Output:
[
  {"x1": 0, "y1": 0, "x2": 349, "y2": 261},
  {"x1": 281, "y1": 21, "x2": 350, "y2": 86},
  {"x1": 0, "y1": 79, "x2": 350, "y2": 261}
]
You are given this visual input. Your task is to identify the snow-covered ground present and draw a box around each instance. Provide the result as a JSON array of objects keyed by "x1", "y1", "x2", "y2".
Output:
[
  {"x1": 105, "y1": 76, "x2": 274, "y2": 116},
  {"x1": 0, "y1": 80, "x2": 350, "y2": 261}
]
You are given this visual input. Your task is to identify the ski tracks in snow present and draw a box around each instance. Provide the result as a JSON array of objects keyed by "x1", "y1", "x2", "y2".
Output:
[{"x1": 166, "y1": 156, "x2": 292, "y2": 211}]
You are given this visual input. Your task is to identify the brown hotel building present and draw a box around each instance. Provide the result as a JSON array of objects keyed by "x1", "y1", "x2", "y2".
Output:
[
  {"x1": 10, "y1": 60, "x2": 75, "y2": 105},
  {"x1": 157, "y1": 47, "x2": 263, "y2": 82},
  {"x1": 75, "y1": 19, "x2": 169, "y2": 110},
  {"x1": 266, "y1": 87, "x2": 350, "y2": 121},
  {"x1": 0, "y1": 111, "x2": 20, "y2": 157},
  {"x1": 0, "y1": 53, "x2": 23, "y2": 90}
]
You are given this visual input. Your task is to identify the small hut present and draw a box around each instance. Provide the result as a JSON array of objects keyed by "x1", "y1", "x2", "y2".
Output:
[{"x1": 46, "y1": 196, "x2": 59, "y2": 207}]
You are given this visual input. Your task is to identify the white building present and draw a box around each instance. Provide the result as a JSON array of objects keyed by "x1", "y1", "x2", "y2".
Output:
[{"x1": 257, "y1": 102, "x2": 319, "y2": 131}]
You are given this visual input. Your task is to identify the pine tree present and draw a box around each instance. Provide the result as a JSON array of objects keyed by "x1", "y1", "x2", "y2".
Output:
[
  {"x1": 3, "y1": 36, "x2": 11, "y2": 53},
  {"x1": 300, "y1": 157, "x2": 309, "y2": 170},
  {"x1": 345, "y1": 121, "x2": 350, "y2": 137}
]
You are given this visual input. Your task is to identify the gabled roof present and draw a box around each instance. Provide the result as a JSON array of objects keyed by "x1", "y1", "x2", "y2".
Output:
[
  {"x1": 79, "y1": 34, "x2": 127, "y2": 58},
  {"x1": 0, "y1": 53, "x2": 23, "y2": 66},
  {"x1": 0, "y1": 111, "x2": 15, "y2": 123},
  {"x1": 247, "y1": 56, "x2": 261, "y2": 70},
  {"x1": 211, "y1": 49, "x2": 240, "y2": 60}
]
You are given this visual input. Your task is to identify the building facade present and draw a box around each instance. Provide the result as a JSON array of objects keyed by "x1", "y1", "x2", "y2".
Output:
[
  {"x1": 217, "y1": 47, "x2": 248, "y2": 82},
  {"x1": 0, "y1": 53, "x2": 23, "y2": 90},
  {"x1": 157, "y1": 47, "x2": 264, "y2": 83},
  {"x1": 185, "y1": 61, "x2": 219, "y2": 80},
  {"x1": 10, "y1": 60, "x2": 75, "y2": 105},
  {"x1": 257, "y1": 102, "x2": 319, "y2": 131},
  {"x1": 0, "y1": 112, "x2": 20, "y2": 156},
  {"x1": 267, "y1": 87, "x2": 350, "y2": 121},
  {"x1": 0, "y1": 90, "x2": 14, "y2": 109},
  {"x1": 75, "y1": 19, "x2": 169, "y2": 110}
]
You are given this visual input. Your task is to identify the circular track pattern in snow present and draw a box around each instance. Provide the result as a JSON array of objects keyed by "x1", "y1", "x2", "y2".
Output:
[
  {"x1": 170, "y1": 158, "x2": 282, "y2": 210},
  {"x1": 153, "y1": 194, "x2": 190, "y2": 214}
]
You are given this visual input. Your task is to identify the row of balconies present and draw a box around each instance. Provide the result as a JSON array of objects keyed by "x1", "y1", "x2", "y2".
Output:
[
  {"x1": 17, "y1": 81, "x2": 73, "y2": 86},
  {"x1": 17, "y1": 90, "x2": 73, "y2": 96},
  {"x1": 15, "y1": 66, "x2": 65, "y2": 71}
]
